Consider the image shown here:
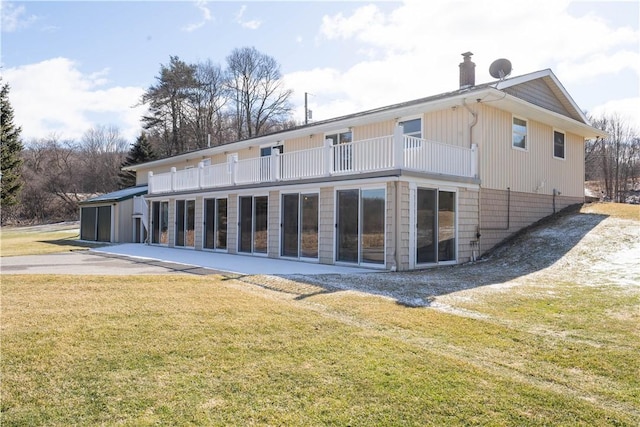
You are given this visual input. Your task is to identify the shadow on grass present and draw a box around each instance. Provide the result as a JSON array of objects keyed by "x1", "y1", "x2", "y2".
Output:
[
  {"x1": 283, "y1": 205, "x2": 609, "y2": 307},
  {"x1": 38, "y1": 237, "x2": 107, "y2": 251}
]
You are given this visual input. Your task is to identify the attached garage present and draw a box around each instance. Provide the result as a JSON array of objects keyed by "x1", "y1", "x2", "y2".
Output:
[{"x1": 79, "y1": 186, "x2": 148, "y2": 243}]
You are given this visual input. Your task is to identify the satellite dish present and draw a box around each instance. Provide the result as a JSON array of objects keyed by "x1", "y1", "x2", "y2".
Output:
[{"x1": 489, "y1": 58, "x2": 512, "y2": 79}]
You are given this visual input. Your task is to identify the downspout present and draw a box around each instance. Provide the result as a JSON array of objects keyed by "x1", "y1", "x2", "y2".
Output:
[
  {"x1": 392, "y1": 179, "x2": 401, "y2": 272},
  {"x1": 463, "y1": 99, "x2": 481, "y2": 260}
]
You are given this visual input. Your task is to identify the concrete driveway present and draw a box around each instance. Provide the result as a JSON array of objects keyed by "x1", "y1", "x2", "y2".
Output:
[{"x1": 1, "y1": 244, "x2": 373, "y2": 276}]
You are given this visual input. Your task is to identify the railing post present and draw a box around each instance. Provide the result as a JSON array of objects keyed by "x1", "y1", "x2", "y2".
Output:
[
  {"x1": 471, "y1": 143, "x2": 478, "y2": 178},
  {"x1": 170, "y1": 167, "x2": 177, "y2": 191},
  {"x1": 198, "y1": 162, "x2": 204, "y2": 189},
  {"x1": 393, "y1": 125, "x2": 404, "y2": 169},
  {"x1": 324, "y1": 138, "x2": 333, "y2": 176},
  {"x1": 271, "y1": 147, "x2": 280, "y2": 181},
  {"x1": 231, "y1": 156, "x2": 238, "y2": 185},
  {"x1": 148, "y1": 171, "x2": 153, "y2": 194}
]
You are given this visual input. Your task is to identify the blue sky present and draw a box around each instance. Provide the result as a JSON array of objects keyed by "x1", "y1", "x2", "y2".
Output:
[{"x1": 2, "y1": 0, "x2": 639, "y2": 143}]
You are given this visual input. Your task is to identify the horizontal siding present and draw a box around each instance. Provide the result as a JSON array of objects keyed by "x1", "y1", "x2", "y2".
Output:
[
  {"x1": 318, "y1": 187, "x2": 334, "y2": 264},
  {"x1": 479, "y1": 188, "x2": 583, "y2": 254},
  {"x1": 504, "y1": 79, "x2": 571, "y2": 117},
  {"x1": 457, "y1": 188, "x2": 479, "y2": 263}
]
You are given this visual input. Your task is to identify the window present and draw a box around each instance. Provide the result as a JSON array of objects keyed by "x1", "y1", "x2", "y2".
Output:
[
  {"x1": 553, "y1": 130, "x2": 565, "y2": 159},
  {"x1": 512, "y1": 116, "x2": 527, "y2": 150},
  {"x1": 327, "y1": 130, "x2": 353, "y2": 172},
  {"x1": 400, "y1": 117, "x2": 423, "y2": 149},
  {"x1": 260, "y1": 145, "x2": 283, "y2": 157}
]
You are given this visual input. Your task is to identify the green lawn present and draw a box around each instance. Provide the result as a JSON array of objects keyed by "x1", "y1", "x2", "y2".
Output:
[
  {"x1": 0, "y1": 223, "x2": 100, "y2": 257},
  {"x1": 1, "y1": 205, "x2": 639, "y2": 425}
]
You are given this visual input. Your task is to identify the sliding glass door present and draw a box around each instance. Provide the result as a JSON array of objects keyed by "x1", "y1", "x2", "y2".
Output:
[
  {"x1": 336, "y1": 188, "x2": 385, "y2": 265},
  {"x1": 151, "y1": 201, "x2": 169, "y2": 245},
  {"x1": 416, "y1": 188, "x2": 456, "y2": 264},
  {"x1": 175, "y1": 199, "x2": 195, "y2": 247},
  {"x1": 238, "y1": 195, "x2": 268, "y2": 254},
  {"x1": 281, "y1": 193, "x2": 319, "y2": 259},
  {"x1": 204, "y1": 198, "x2": 227, "y2": 250}
]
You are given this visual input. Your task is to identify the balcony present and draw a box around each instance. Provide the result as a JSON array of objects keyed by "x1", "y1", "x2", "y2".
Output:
[{"x1": 147, "y1": 128, "x2": 478, "y2": 195}]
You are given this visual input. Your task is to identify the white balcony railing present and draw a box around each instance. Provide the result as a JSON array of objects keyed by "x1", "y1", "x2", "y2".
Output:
[{"x1": 147, "y1": 127, "x2": 478, "y2": 195}]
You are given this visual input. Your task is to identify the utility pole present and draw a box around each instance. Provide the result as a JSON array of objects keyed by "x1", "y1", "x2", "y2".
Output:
[{"x1": 305, "y1": 92, "x2": 308, "y2": 125}]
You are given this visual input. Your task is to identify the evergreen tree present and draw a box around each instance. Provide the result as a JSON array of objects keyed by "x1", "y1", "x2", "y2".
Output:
[
  {"x1": 118, "y1": 132, "x2": 157, "y2": 188},
  {"x1": 1, "y1": 79, "x2": 24, "y2": 222}
]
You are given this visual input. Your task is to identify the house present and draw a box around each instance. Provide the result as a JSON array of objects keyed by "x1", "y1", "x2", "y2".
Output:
[
  {"x1": 122, "y1": 53, "x2": 605, "y2": 271},
  {"x1": 78, "y1": 185, "x2": 148, "y2": 243}
]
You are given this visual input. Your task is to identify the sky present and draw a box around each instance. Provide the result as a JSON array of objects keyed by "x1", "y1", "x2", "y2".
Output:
[{"x1": 2, "y1": 0, "x2": 639, "y2": 144}]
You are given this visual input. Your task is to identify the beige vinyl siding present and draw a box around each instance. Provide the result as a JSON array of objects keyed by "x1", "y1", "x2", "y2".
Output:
[
  {"x1": 423, "y1": 108, "x2": 472, "y2": 148},
  {"x1": 194, "y1": 196, "x2": 203, "y2": 250},
  {"x1": 318, "y1": 186, "x2": 334, "y2": 264},
  {"x1": 353, "y1": 119, "x2": 396, "y2": 141},
  {"x1": 394, "y1": 181, "x2": 411, "y2": 270},
  {"x1": 286, "y1": 135, "x2": 325, "y2": 151},
  {"x1": 478, "y1": 105, "x2": 584, "y2": 198},
  {"x1": 268, "y1": 190, "x2": 279, "y2": 258},
  {"x1": 117, "y1": 199, "x2": 134, "y2": 243},
  {"x1": 227, "y1": 194, "x2": 238, "y2": 254}
]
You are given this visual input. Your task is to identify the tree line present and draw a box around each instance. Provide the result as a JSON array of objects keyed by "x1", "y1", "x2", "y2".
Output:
[{"x1": 586, "y1": 115, "x2": 640, "y2": 203}]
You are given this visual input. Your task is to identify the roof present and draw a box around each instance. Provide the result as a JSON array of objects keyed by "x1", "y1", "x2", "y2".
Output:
[
  {"x1": 124, "y1": 69, "x2": 606, "y2": 171},
  {"x1": 79, "y1": 186, "x2": 148, "y2": 205}
]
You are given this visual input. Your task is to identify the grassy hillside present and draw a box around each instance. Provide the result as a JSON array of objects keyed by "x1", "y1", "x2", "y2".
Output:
[{"x1": 1, "y1": 203, "x2": 638, "y2": 425}]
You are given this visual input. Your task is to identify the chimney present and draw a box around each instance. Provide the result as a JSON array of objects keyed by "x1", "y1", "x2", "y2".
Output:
[{"x1": 459, "y1": 52, "x2": 475, "y2": 89}]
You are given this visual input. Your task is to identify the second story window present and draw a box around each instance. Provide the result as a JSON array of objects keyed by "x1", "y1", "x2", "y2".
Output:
[
  {"x1": 260, "y1": 145, "x2": 284, "y2": 157},
  {"x1": 553, "y1": 130, "x2": 565, "y2": 159},
  {"x1": 512, "y1": 116, "x2": 528, "y2": 150},
  {"x1": 400, "y1": 117, "x2": 422, "y2": 148}
]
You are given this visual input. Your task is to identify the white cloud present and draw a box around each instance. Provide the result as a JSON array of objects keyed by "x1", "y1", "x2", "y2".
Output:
[
  {"x1": 235, "y1": 5, "x2": 261, "y2": 30},
  {"x1": 3, "y1": 58, "x2": 146, "y2": 142},
  {"x1": 182, "y1": 0, "x2": 213, "y2": 32},
  {"x1": 590, "y1": 98, "x2": 640, "y2": 133},
  {"x1": 1, "y1": 1, "x2": 37, "y2": 32},
  {"x1": 285, "y1": 0, "x2": 640, "y2": 126}
]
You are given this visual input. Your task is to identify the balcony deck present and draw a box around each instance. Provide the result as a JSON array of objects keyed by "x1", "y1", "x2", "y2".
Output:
[{"x1": 147, "y1": 132, "x2": 477, "y2": 195}]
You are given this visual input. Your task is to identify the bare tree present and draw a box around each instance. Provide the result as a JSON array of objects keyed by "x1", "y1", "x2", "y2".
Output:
[
  {"x1": 81, "y1": 125, "x2": 128, "y2": 193},
  {"x1": 225, "y1": 47, "x2": 293, "y2": 140},
  {"x1": 587, "y1": 114, "x2": 640, "y2": 203},
  {"x1": 188, "y1": 60, "x2": 231, "y2": 148}
]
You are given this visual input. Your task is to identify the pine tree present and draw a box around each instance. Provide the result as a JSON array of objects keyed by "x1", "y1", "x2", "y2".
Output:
[
  {"x1": 1, "y1": 79, "x2": 24, "y2": 222},
  {"x1": 118, "y1": 132, "x2": 157, "y2": 189}
]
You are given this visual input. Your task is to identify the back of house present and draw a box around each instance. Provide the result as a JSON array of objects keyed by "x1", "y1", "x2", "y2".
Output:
[{"x1": 116, "y1": 53, "x2": 605, "y2": 271}]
